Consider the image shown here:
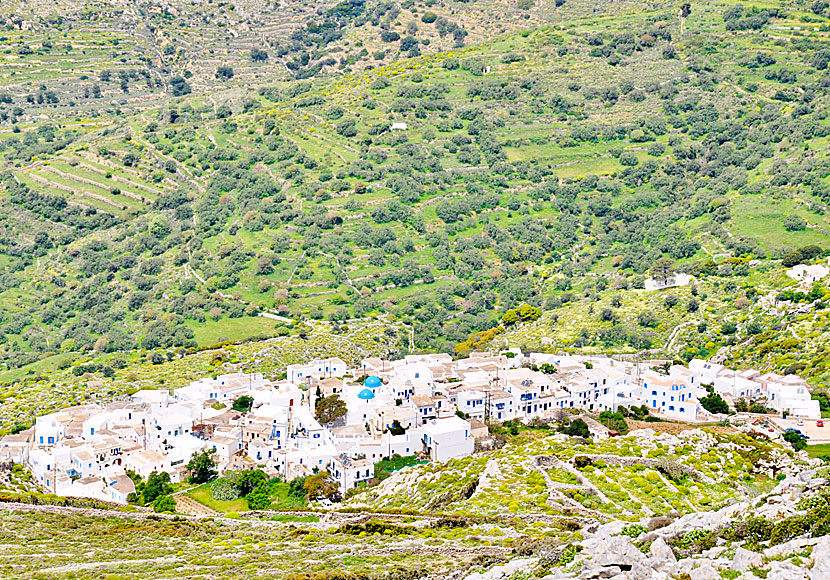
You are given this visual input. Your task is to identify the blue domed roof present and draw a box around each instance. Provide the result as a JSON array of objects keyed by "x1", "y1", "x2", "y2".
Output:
[
  {"x1": 364, "y1": 375, "x2": 382, "y2": 389},
  {"x1": 357, "y1": 388, "x2": 376, "y2": 400}
]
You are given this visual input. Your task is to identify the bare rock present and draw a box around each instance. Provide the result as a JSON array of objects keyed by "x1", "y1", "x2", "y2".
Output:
[
  {"x1": 689, "y1": 562, "x2": 718, "y2": 580},
  {"x1": 768, "y1": 560, "x2": 808, "y2": 580},
  {"x1": 648, "y1": 537, "x2": 677, "y2": 567},
  {"x1": 809, "y1": 535, "x2": 830, "y2": 580},
  {"x1": 731, "y1": 547, "x2": 763, "y2": 572}
]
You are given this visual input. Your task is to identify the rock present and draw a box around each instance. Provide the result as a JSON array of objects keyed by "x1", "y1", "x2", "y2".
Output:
[
  {"x1": 579, "y1": 566, "x2": 622, "y2": 579},
  {"x1": 649, "y1": 538, "x2": 677, "y2": 567},
  {"x1": 701, "y1": 546, "x2": 727, "y2": 559},
  {"x1": 809, "y1": 534, "x2": 830, "y2": 580},
  {"x1": 465, "y1": 557, "x2": 538, "y2": 580},
  {"x1": 763, "y1": 537, "x2": 818, "y2": 560},
  {"x1": 731, "y1": 547, "x2": 763, "y2": 572},
  {"x1": 807, "y1": 478, "x2": 827, "y2": 490},
  {"x1": 590, "y1": 535, "x2": 645, "y2": 568},
  {"x1": 768, "y1": 560, "x2": 808, "y2": 580},
  {"x1": 690, "y1": 562, "x2": 718, "y2": 580},
  {"x1": 674, "y1": 558, "x2": 694, "y2": 575}
]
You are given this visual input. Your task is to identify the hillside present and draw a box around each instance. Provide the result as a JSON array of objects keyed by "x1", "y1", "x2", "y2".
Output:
[
  {"x1": 3, "y1": 425, "x2": 829, "y2": 580},
  {"x1": 2, "y1": 0, "x2": 830, "y2": 411}
]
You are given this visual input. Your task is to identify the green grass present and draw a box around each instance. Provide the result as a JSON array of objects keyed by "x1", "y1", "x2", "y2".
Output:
[
  {"x1": 186, "y1": 483, "x2": 249, "y2": 513},
  {"x1": 184, "y1": 316, "x2": 284, "y2": 345},
  {"x1": 806, "y1": 444, "x2": 830, "y2": 458}
]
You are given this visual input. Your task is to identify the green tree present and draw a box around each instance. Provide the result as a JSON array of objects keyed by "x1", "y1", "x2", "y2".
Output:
[
  {"x1": 700, "y1": 393, "x2": 729, "y2": 414},
  {"x1": 246, "y1": 483, "x2": 272, "y2": 510},
  {"x1": 153, "y1": 494, "x2": 176, "y2": 513},
  {"x1": 315, "y1": 395, "x2": 348, "y2": 424},
  {"x1": 143, "y1": 471, "x2": 173, "y2": 503},
  {"x1": 232, "y1": 395, "x2": 254, "y2": 413},
  {"x1": 187, "y1": 450, "x2": 218, "y2": 484},
  {"x1": 303, "y1": 471, "x2": 339, "y2": 499},
  {"x1": 783, "y1": 430, "x2": 807, "y2": 452},
  {"x1": 650, "y1": 257, "x2": 674, "y2": 282},
  {"x1": 563, "y1": 418, "x2": 590, "y2": 438},
  {"x1": 236, "y1": 469, "x2": 268, "y2": 496},
  {"x1": 501, "y1": 309, "x2": 519, "y2": 326},
  {"x1": 598, "y1": 411, "x2": 628, "y2": 434}
]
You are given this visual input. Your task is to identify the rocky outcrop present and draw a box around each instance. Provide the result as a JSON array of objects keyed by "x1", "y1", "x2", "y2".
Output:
[{"x1": 465, "y1": 469, "x2": 830, "y2": 580}]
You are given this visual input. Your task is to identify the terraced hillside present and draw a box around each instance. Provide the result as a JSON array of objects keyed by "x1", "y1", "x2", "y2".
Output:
[
  {"x1": 0, "y1": 424, "x2": 818, "y2": 579},
  {"x1": 348, "y1": 427, "x2": 788, "y2": 518},
  {"x1": 2, "y1": 0, "x2": 830, "y2": 401}
]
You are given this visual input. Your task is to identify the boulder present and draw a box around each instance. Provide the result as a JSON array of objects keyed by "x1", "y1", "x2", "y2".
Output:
[
  {"x1": 648, "y1": 537, "x2": 677, "y2": 567},
  {"x1": 590, "y1": 535, "x2": 645, "y2": 568},
  {"x1": 809, "y1": 534, "x2": 830, "y2": 580},
  {"x1": 731, "y1": 547, "x2": 763, "y2": 572},
  {"x1": 768, "y1": 560, "x2": 808, "y2": 580},
  {"x1": 690, "y1": 562, "x2": 718, "y2": 580},
  {"x1": 763, "y1": 537, "x2": 818, "y2": 560}
]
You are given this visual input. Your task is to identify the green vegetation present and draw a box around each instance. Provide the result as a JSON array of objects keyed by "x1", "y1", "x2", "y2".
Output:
[
  {"x1": 1, "y1": 0, "x2": 830, "y2": 389},
  {"x1": 700, "y1": 393, "x2": 729, "y2": 415}
]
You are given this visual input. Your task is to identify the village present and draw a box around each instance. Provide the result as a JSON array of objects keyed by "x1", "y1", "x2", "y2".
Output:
[{"x1": 0, "y1": 350, "x2": 821, "y2": 505}]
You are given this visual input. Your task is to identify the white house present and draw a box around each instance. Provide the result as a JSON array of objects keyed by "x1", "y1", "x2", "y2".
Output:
[
  {"x1": 644, "y1": 273, "x2": 693, "y2": 292},
  {"x1": 689, "y1": 359, "x2": 725, "y2": 386},
  {"x1": 328, "y1": 454, "x2": 373, "y2": 494},
  {"x1": 286, "y1": 358, "x2": 347, "y2": 384},
  {"x1": 421, "y1": 417, "x2": 474, "y2": 462},
  {"x1": 786, "y1": 264, "x2": 829, "y2": 285},
  {"x1": 641, "y1": 371, "x2": 700, "y2": 420},
  {"x1": 760, "y1": 373, "x2": 821, "y2": 418}
]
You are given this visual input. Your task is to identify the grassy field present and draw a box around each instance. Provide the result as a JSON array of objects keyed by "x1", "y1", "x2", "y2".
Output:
[
  {"x1": 186, "y1": 483, "x2": 249, "y2": 513},
  {"x1": 807, "y1": 444, "x2": 830, "y2": 458}
]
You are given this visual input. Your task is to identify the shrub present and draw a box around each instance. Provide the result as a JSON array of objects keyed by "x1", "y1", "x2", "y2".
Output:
[{"x1": 620, "y1": 523, "x2": 647, "y2": 538}]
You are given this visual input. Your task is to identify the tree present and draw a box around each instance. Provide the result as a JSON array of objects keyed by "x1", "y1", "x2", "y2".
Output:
[
  {"x1": 783, "y1": 215, "x2": 807, "y2": 232},
  {"x1": 783, "y1": 430, "x2": 807, "y2": 452},
  {"x1": 251, "y1": 48, "x2": 269, "y2": 62},
  {"x1": 232, "y1": 395, "x2": 254, "y2": 413},
  {"x1": 187, "y1": 450, "x2": 218, "y2": 484},
  {"x1": 216, "y1": 65, "x2": 234, "y2": 79},
  {"x1": 143, "y1": 471, "x2": 173, "y2": 503},
  {"x1": 303, "y1": 471, "x2": 339, "y2": 500},
  {"x1": 236, "y1": 469, "x2": 268, "y2": 496},
  {"x1": 563, "y1": 418, "x2": 590, "y2": 438},
  {"x1": 501, "y1": 309, "x2": 519, "y2": 326},
  {"x1": 700, "y1": 393, "x2": 729, "y2": 415},
  {"x1": 169, "y1": 76, "x2": 191, "y2": 97},
  {"x1": 246, "y1": 483, "x2": 272, "y2": 510},
  {"x1": 388, "y1": 419, "x2": 407, "y2": 435},
  {"x1": 315, "y1": 395, "x2": 348, "y2": 424},
  {"x1": 153, "y1": 494, "x2": 176, "y2": 513},
  {"x1": 650, "y1": 257, "x2": 674, "y2": 282},
  {"x1": 598, "y1": 411, "x2": 628, "y2": 434},
  {"x1": 637, "y1": 311, "x2": 658, "y2": 327},
  {"x1": 664, "y1": 294, "x2": 679, "y2": 309}
]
